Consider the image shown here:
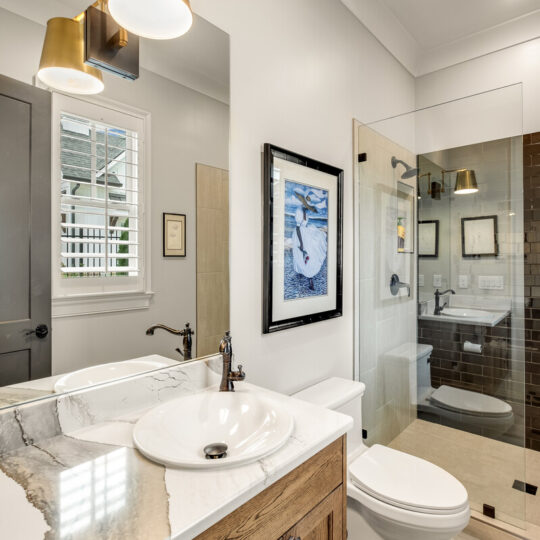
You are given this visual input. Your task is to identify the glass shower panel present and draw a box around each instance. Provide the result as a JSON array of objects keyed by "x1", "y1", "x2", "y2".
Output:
[{"x1": 354, "y1": 84, "x2": 527, "y2": 530}]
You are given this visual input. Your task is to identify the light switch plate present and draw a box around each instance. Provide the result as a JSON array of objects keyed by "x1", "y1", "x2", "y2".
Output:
[
  {"x1": 458, "y1": 275, "x2": 469, "y2": 289},
  {"x1": 433, "y1": 274, "x2": 442, "y2": 287},
  {"x1": 418, "y1": 274, "x2": 425, "y2": 287}
]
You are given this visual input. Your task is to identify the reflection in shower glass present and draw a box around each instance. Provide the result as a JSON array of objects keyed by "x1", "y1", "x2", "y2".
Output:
[{"x1": 354, "y1": 84, "x2": 529, "y2": 531}]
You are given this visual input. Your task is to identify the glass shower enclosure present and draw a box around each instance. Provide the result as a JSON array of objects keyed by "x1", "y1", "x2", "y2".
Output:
[{"x1": 354, "y1": 84, "x2": 534, "y2": 531}]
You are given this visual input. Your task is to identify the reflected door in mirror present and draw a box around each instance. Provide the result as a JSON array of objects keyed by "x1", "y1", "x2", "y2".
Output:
[{"x1": 0, "y1": 75, "x2": 51, "y2": 385}]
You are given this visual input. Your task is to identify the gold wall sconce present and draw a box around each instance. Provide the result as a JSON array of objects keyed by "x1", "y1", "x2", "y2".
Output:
[
  {"x1": 38, "y1": 0, "x2": 193, "y2": 95},
  {"x1": 38, "y1": 17, "x2": 104, "y2": 95}
]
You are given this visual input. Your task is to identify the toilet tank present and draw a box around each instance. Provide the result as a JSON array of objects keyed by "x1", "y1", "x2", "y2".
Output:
[{"x1": 293, "y1": 377, "x2": 365, "y2": 454}]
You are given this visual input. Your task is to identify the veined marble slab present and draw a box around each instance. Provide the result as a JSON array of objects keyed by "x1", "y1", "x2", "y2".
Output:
[{"x1": 0, "y1": 357, "x2": 352, "y2": 540}]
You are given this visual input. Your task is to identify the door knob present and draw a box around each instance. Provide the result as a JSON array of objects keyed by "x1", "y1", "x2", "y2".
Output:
[{"x1": 27, "y1": 324, "x2": 49, "y2": 339}]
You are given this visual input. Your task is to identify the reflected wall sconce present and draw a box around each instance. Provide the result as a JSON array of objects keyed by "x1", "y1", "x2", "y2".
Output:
[
  {"x1": 441, "y1": 168, "x2": 479, "y2": 195},
  {"x1": 418, "y1": 172, "x2": 442, "y2": 200}
]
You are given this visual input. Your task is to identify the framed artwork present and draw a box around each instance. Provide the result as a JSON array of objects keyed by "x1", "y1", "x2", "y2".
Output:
[
  {"x1": 163, "y1": 213, "x2": 186, "y2": 257},
  {"x1": 461, "y1": 215, "x2": 498, "y2": 257},
  {"x1": 418, "y1": 220, "x2": 439, "y2": 258},
  {"x1": 263, "y1": 144, "x2": 343, "y2": 334},
  {"x1": 396, "y1": 181, "x2": 415, "y2": 254}
]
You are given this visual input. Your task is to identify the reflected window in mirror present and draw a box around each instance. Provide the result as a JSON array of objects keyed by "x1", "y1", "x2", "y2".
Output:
[{"x1": 52, "y1": 94, "x2": 151, "y2": 316}]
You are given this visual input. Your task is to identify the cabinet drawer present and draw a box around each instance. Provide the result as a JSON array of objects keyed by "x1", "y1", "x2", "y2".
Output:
[
  {"x1": 196, "y1": 436, "x2": 345, "y2": 540},
  {"x1": 280, "y1": 485, "x2": 343, "y2": 540}
]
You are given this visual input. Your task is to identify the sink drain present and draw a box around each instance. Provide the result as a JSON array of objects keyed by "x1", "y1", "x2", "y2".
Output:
[{"x1": 204, "y1": 442, "x2": 228, "y2": 460}]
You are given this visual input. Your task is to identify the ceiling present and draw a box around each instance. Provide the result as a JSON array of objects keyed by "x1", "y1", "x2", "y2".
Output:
[
  {"x1": 0, "y1": 0, "x2": 229, "y2": 103},
  {"x1": 342, "y1": 0, "x2": 540, "y2": 76}
]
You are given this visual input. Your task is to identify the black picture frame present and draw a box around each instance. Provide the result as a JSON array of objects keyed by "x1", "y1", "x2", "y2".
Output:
[
  {"x1": 418, "y1": 220, "x2": 439, "y2": 258},
  {"x1": 263, "y1": 143, "x2": 343, "y2": 334},
  {"x1": 461, "y1": 215, "x2": 498, "y2": 258},
  {"x1": 163, "y1": 212, "x2": 186, "y2": 257}
]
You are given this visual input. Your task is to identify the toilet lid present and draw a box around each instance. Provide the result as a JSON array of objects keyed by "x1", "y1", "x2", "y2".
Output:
[
  {"x1": 430, "y1": 385, "x2": 513, "y2": 417},
  {"x1": 349, "y1": 445, "x2": 468, "y2": 515}
]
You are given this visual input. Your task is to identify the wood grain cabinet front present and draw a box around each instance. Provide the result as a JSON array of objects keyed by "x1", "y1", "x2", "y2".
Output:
[
  {"x1": 279, "y1": 486, "x2": 343, "y2": 540},
  {"x1": 195, "y1": 436, "x2": 347, "y2": 540}
]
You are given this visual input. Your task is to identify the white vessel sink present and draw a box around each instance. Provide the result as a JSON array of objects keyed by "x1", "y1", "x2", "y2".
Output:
[
  {"x1": 54, "y1": 357, "x2": 172, "y2": 393},
  {"x1": 133, "y1": 388, "x2": 294, "y2": 469}
]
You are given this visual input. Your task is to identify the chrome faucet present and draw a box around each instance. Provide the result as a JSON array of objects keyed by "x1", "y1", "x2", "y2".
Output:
[
  {"x1": 219, "y1": 331, "x2": 245, "y2": 392},
  {"x1": 146, "y1": 322, "x2": 194, "y2": 359},
  {"x1": 434, "y1": 289, "x2": 455, "y2": 315}
]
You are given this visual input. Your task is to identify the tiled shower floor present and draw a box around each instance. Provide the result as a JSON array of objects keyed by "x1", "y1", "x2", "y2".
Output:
[{"x1": 389, "y1": 419, "x2": 540, "y2": 538}]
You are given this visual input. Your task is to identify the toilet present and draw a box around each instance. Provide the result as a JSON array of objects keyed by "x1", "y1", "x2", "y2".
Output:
[
  {"x1": 293, "y1": 377, "x2": 470, "y2": 540},
  {"x1": 417, "y1": 344, "x2": 514, "y2": 435}
]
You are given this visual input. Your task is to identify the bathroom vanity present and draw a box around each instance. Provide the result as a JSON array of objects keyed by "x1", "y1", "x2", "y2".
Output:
[
  {"x1": 197, "y1": 436, "x2": 346, "y2": 539},
  {"x1": 0, "y1": 357, "x2": 351, "y2": 540}
]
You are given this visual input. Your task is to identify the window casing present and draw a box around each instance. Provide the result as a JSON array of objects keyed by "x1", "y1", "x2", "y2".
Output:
[{"x1": 52, "y1": 94, "x2": 151, "y2": 316}]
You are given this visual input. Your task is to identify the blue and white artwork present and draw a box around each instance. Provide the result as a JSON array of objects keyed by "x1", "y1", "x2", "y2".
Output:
[{"x1": 284, "y1": 180, "x2": 328, "y2": 300}]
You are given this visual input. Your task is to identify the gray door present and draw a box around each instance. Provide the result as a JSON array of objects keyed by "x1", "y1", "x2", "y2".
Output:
[{"x1": 0, "y1": 75, "x2": 51, "y2": 385}]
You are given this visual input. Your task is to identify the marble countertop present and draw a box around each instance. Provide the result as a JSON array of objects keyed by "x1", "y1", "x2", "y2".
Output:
[{"x1": 0, "y1": 360, "x2": 352, "y2": 540}]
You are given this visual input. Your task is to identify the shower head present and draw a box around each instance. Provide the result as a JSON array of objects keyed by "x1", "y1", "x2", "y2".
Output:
[{"x1": 391, "y1": 156, "x2": 419, "y2": 179}]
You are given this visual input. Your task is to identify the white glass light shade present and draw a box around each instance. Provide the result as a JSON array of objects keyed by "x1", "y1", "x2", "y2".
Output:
[
  {"x1": 108, "y1": 0, "x2": 193, "y2": 40},
  {"x1": 38, "y1": 18, "x2": 104, "y2": 95}
]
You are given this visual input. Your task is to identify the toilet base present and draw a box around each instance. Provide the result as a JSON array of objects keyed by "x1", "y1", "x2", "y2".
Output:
[
  {"x1": 347, "y1": 497, "x2": 384, "y2": 540},
  {"x1": 347, "y1": 495, "x2": 469, "y2": 540}
]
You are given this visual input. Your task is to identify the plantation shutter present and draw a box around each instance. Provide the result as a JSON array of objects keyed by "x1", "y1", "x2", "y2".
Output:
[{"x1": 59, "y1": 112, "x2": 141, "y2": 277}]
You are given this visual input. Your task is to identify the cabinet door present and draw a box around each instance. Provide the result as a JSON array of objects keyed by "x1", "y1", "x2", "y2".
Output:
[{"x1": 281, "y1": 485, "x2": 344, "y2": 540}]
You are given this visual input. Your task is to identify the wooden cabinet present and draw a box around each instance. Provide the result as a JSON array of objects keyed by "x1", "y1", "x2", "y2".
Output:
[
  {"x1": 196, "y1": 436, "x2": 346, "y2": 540},
  {"x1": 279, "y1": 486, "x2": 343, "y2": 540}
]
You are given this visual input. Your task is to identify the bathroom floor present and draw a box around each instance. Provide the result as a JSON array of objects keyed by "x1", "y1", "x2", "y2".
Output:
[{"x1": 389, "y1": 419, "x2": 540, "y2": 539}]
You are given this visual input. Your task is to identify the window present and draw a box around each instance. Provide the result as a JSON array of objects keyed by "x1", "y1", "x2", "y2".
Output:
[{"x1": 52, "y1": 94, "x2": 151, "y2": 317}]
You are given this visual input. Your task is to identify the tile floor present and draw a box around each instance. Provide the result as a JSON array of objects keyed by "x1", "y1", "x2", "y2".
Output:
[{"x1": 389, "y1": 419, "x2": 540, "y2": 539}]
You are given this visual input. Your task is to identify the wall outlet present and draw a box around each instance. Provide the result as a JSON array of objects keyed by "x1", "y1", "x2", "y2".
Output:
[
  {"x1": 458, "y1": 275, "x2": 469, "y2": 289},
  {"x1": 418, "y1": 274, "x2": 425, "y2": 287},
  {"x1": 478, "y1": 275, "x2": 504, "y2": 290},
  {"x1": 433, "y1": 274, "x2": 442, "y2": 287}
]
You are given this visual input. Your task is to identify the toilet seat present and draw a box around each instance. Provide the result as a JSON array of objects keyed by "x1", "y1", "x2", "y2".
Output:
[
  {"x1": 347, "y1": 482, "x2": 471, "y2": 533},
  {"x1": 349, "y1": 445, "x2": 469, "y2": 515},
  {"x1": 430, "y1": 385, "x2": 513, "y2": 418}
]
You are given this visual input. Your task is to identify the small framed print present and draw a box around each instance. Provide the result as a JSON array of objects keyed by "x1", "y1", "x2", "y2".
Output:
[
  {"x1": 461, "y1": 215, "x2": 498, "y2": 258},
  {"x1": 163, "y1": 213, "x2": 186, "y2": 257},
  {"x1": 419, "y1": 220, "x2": 439, "y2": 258}
]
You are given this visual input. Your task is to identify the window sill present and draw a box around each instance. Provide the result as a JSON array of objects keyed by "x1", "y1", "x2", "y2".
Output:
[{"x1": 52, "y1": 291, "x2": 154, "y2": 318}]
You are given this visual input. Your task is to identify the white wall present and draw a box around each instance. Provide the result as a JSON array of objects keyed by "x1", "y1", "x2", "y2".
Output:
[
  {"x1": 192, "y1": 0, "x2": 415, "y2": 394},
  {"x1": 416, "y1": 38, "x2": 540, "y2": 135},
  {"x1": 0, "y1": 8, "x2": 229, "y2": 374}
]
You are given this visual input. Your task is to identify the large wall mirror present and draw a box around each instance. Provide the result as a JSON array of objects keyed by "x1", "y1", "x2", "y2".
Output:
[{"x1": 0, "y1": 1, "x2": 230, "y2": 408}]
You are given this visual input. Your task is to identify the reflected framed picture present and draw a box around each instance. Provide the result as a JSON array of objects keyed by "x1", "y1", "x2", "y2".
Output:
[
  {"x1": 461, "y1": 215, "x2": 498, "y2": 257},
  {"x1": 418, "y1": 220, "x2": 439, "y2": 258},
  {"x1": 263, "y1": 144, "x2": 343, "y2": 333},
  {"x1": 163, "y1": 213, "x2": 186, "y2": 257}
]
